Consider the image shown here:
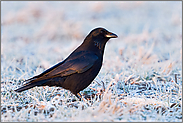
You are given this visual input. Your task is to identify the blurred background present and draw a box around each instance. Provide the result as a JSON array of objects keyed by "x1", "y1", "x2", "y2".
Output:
[{"x1": 1, "y1": 1, "x2": 182, "y2": 75}]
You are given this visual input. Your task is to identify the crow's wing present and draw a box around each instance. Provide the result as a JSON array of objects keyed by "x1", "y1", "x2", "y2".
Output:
[
  {"x1": 29, "y1": 51, "x2": 98, "y2": 82},
  {"x1": 44, "y1": 52, "x2": 98, "y2": 77},
  {"x1": 24, "y1": 61, "x2": 65, "y2": 82}
]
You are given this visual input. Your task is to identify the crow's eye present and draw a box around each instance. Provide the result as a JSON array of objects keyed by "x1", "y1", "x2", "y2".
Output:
[{"x1": 100, "y1": 30, "x2": 104, "y2": 33}]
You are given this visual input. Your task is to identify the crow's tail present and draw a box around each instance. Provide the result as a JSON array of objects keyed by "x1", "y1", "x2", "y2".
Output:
[
  {"x1": 14, "y1": 77, "x2": 65, "y2": 92},
  {"x1": 14, "y1": 79, "x2": 46, "y2": 92}
]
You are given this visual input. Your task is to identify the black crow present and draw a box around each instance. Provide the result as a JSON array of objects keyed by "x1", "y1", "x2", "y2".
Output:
[{"x1": 14, "y1": 27, "x2": 118, "y2": 98}]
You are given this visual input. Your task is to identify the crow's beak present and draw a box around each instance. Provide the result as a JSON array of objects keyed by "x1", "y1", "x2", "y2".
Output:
[{"x1": 105, "y1": 32, "x2": 118, "y2": 38}]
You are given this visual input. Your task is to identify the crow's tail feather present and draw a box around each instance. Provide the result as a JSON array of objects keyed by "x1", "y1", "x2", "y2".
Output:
[
  {"x1": 14, "y1": 80, "x2": 47, "y2": 92},
  {"x1": 14, "y1": 77, "x2": 65, "y2": 92}
]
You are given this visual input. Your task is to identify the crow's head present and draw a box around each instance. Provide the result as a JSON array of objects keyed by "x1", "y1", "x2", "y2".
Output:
[{"x1": 83, "y1": 27, "x2": 118, "y2": 51}]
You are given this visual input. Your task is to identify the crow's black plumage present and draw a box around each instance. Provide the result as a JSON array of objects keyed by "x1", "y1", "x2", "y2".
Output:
[{"x1": 14, "y1": 27, "x2": 118, "y2": 98}]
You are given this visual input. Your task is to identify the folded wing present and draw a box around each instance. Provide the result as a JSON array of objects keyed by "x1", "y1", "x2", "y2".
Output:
[{"x1": 18, "y1": 51, "x2": 98, "y2": 85}]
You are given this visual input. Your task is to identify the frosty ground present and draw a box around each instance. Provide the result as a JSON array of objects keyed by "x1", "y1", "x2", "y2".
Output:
[{"x1": 1, "y1": 1, "x2": 182, "y2": 122}]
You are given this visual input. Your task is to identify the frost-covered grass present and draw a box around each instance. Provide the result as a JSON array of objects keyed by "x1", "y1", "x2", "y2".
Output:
[{"x1": 1, "y1": 1, "x2": 182, "y2": 122}]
